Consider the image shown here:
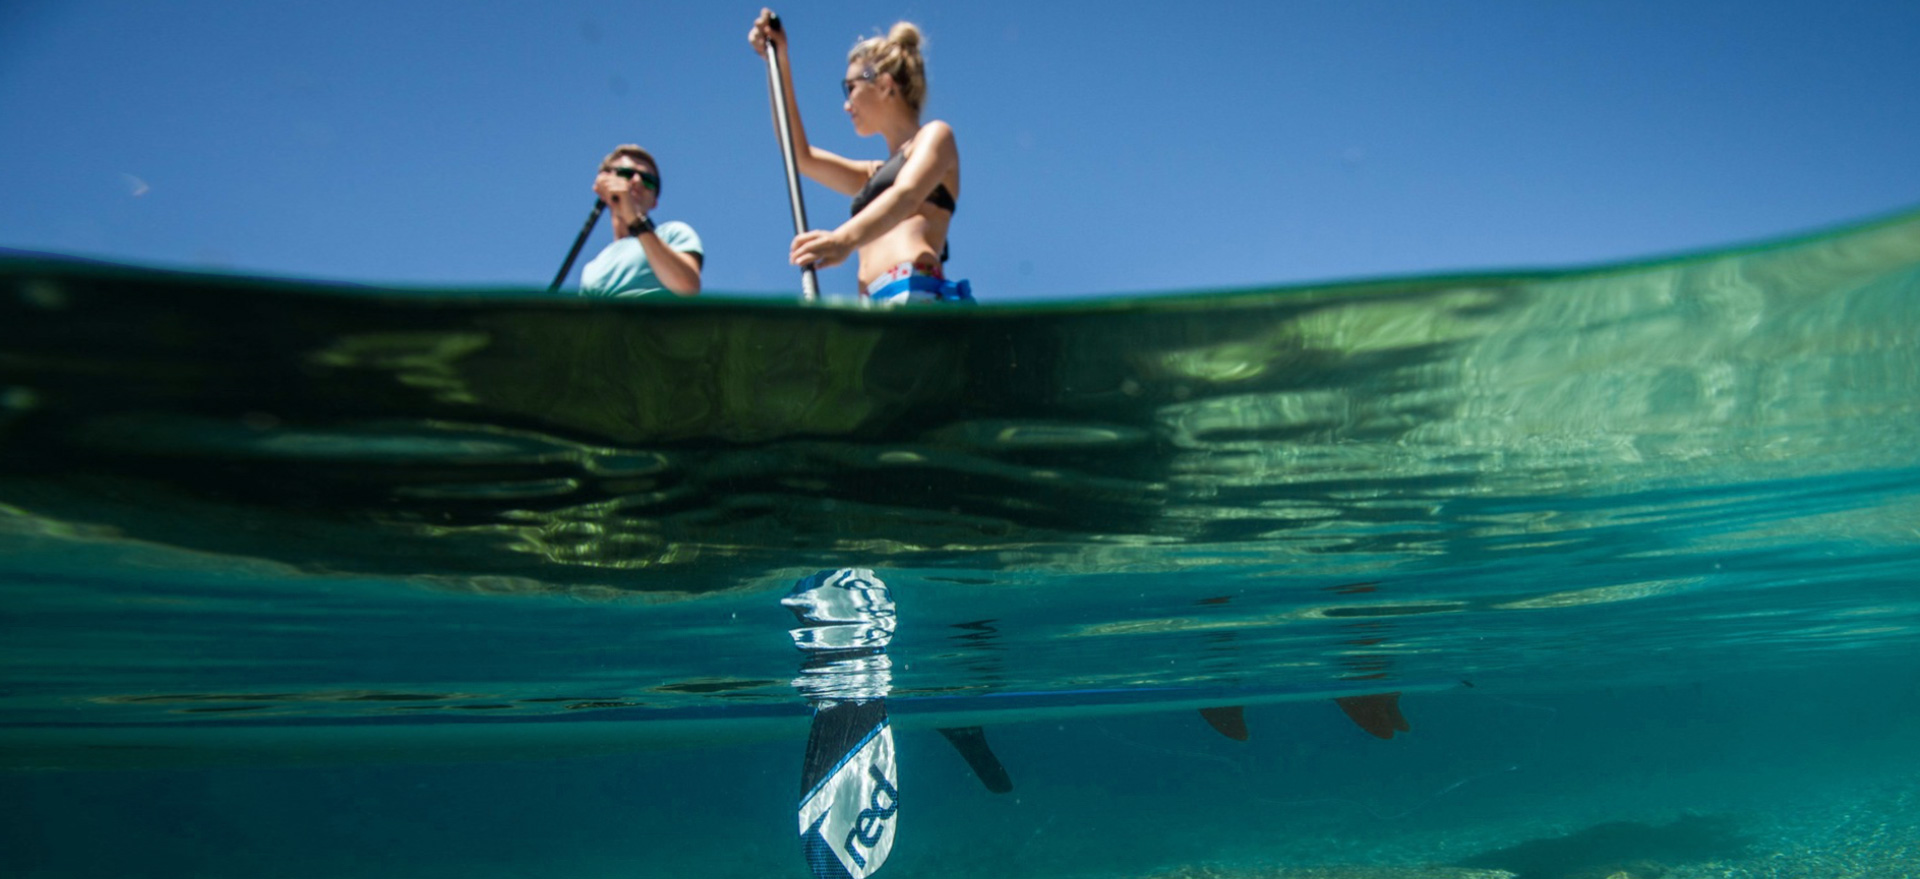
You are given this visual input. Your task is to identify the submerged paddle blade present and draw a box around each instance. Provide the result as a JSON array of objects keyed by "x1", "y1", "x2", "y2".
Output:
[
  {"x1": 788, "y1": 569, "x2": 899, "y2": 878},
  {"x1": 937, "y1": 726, "x2": 1014, "y2": 793},
  {"x1": 1334, "y1": 692, "x2": 1411, "y2": 740},
  {"x1": 1198, "y1": 705, "x2": 1250, "y2": 741},
  {"x1": 799, "y1": 701, "x2": 897, "y2": 879}
]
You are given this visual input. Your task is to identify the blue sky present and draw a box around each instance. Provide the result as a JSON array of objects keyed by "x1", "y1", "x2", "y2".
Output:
[{"x1": 2, "y1": 1, "x2": 1916, "y2": 301}]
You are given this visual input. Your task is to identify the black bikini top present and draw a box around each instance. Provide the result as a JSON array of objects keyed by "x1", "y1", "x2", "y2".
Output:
[{"x1": 849, "y1": 149, "x2": 957, "y2": 217}]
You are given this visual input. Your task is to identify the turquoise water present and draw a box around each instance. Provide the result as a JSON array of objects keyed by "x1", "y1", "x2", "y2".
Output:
[{"x1": 4, "y1": 211, "x2": 1920, "y2": 878}]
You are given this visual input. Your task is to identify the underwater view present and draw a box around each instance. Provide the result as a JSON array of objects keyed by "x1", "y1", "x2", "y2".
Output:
[{"x1": 4, "y1": 209, "x2": 1920, "y2": 878}]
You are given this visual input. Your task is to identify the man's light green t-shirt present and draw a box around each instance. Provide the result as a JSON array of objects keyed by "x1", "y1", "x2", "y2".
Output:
[{"x1": 579, "y1": 221, "x2": 703, "y2": 298}]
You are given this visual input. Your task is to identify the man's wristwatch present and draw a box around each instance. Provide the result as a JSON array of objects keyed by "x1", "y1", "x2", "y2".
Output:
[{"x1": 627, "y1": 215, "x2": 655, "y2": 237}]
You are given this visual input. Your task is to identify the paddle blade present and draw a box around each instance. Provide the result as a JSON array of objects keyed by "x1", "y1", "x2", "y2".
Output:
[{"x1": 799, "y1": 701, "x2": 897, "y2": 879}]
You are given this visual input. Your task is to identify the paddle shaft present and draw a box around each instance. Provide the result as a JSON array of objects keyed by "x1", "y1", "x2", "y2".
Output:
[
  {"x1": 548, "y1": 200, "x2": 605, "y2": 291},
  {"x1": 764, "y1": 15, "x2": 820, "y2": 302}
]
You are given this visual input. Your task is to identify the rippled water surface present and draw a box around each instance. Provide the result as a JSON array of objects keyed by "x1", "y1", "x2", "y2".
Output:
[{"x1": 4, "y1": 213, "x2": 1920, "y2": 878}]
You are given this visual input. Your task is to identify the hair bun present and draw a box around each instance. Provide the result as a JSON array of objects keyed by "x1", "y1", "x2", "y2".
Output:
[
  {"x1": 887, "y1": 21, "x2": 923, "y2": 51},
  {"x1": 849, "y1": 22, "x2": 929, "y2": 110}
]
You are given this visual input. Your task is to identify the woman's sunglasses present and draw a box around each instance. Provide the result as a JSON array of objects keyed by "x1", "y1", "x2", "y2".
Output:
[
  {"x1": 611, "y1": 167, "x2": 660, "y2": 191},
  {"x1": 842, "y1": 66, "x2": 878, "y2": 100}
]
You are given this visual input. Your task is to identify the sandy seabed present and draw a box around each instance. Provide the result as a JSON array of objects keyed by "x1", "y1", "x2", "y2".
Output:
[{"x1": 1121, "y1": 773, "x2": 1920, "y2": 879}]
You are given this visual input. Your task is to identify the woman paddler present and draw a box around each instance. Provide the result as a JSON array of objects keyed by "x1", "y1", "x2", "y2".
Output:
[{"x1": 749, "y1": 9, "x2": 971, "y2": 305}]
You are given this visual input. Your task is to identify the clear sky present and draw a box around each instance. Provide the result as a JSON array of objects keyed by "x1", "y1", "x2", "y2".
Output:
[{"x1": 3, "y1": 1, "x2": 1917, "y2": 301}]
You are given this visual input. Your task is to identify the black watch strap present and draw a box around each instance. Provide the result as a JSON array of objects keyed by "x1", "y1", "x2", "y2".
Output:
[{"x1": 627, "y1": 215, "x2": 656, "y2": 237}]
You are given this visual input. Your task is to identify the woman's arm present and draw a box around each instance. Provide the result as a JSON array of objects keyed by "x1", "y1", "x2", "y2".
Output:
[
  {"x1": 751, "y1": 9, "x2": 871, "y2": 195},
  {"x1": 791, "y1": 121, "x2": 957, "y2": 267}
]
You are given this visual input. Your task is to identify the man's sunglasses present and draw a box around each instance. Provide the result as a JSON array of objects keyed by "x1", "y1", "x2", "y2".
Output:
[
  {"x1": 842, "y1": 66, "x2": 878, "y2": 100},
  {"x1": 612, "y1": 167, "x2": 660, "y2": 191}
]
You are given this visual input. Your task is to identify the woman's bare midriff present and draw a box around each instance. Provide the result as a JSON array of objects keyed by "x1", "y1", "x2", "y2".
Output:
[{"x1": 857, "y1": 210, "x2": 951, "y2": 292}]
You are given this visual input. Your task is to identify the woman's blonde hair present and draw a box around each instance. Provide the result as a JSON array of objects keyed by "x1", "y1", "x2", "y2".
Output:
[{"x1": 849, "y1": 22, "x2": 927, "y2": 112}]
